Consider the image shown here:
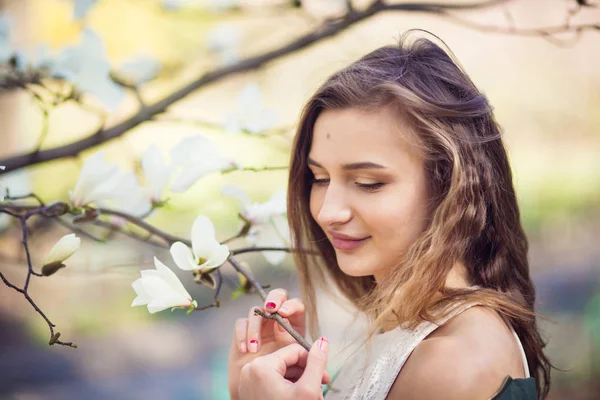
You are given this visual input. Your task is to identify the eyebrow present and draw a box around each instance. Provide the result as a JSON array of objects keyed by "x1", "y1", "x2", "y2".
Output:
[{"x1": 307, "y1": 157, "x2": 386, "y2": 171}]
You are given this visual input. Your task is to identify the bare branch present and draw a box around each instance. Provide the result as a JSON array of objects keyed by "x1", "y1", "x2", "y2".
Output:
[
  {"x1": 95, "y1": 206, "x2": 188, "y2": 246},
  {"x1": 0, "y1": 0, "x2": 511, "y2": 172}
]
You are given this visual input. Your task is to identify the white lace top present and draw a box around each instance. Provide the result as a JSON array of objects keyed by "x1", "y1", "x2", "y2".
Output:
[{"x1": 325, "y1": 303, "x2": 530, "y2": 400}]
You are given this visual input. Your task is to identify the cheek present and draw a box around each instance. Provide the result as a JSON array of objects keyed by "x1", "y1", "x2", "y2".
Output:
[
  {"x1": 370, "y1": 188, "x2": 429, "y2": 248},
  {"x1": 309, "y1": 188, "x2": 322, "y2": 224}
]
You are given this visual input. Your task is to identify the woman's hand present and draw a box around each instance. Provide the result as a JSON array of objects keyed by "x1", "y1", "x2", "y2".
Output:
[
  {"x1": 238, "y1": 338, "x2": 330, "y2": 400},
  {"x1": 228, "y1": 288, "x2": 307, "y2": 398}
]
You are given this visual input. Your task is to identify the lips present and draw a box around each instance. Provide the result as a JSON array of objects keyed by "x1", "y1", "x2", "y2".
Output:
[{"x1": 329, "y1": 232, "x2": 370, "y2": 251}]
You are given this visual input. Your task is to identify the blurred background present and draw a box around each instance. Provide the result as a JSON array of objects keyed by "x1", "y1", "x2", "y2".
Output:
[{"x1": 0, "y1": 0, "x2": 599, "y2": 399}]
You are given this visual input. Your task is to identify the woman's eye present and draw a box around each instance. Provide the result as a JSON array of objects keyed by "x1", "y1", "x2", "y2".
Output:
[
  {"x1": 310, "y1": 178, "x2": 330, "y2": 186},
  {"x1": 356, "y1": 182, "x2": 384, "y2": 191}
]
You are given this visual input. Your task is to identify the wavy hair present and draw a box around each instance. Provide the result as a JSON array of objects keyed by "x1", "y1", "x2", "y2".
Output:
[{"x1": 287, "y1": 32, "x2": 551, "y2": 398}]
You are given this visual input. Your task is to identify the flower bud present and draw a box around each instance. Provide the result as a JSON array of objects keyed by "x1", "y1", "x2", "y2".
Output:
[
  {"x1": 41, "y1": 261, "x2": 66, "y2": 276},
  {"x1": 43, "y1": 234, "x2": 81, "y2": 273}
]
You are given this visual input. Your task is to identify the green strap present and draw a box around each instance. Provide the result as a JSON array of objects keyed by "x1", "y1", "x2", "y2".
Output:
[{"x1": 491, "y1": 376, "x2": 537, "y2": 400}]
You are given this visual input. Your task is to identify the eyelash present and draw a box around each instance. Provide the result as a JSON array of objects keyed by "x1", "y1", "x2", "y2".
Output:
[{"x1": 309, "y1": 178, "x2": 385, "y2": 192}]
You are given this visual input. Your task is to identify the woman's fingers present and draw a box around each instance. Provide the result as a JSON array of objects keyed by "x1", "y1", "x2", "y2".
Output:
[
  {"x1": 277, "y1": 298, "x2": 305, "y2": 318},
  {"x1": 297, "y1": 337, "x2": 329, "y2": 389},
  {"x1": 255, "y1": 340, "x2": 330, "y2": 386},
  {"x1": 263, "y1": 288, "x2": 289, "y2": 312},
  {"x1": 247, "y1": 306, "x2": 264, "y2": 353},
  {"x1": 234, "y1": 318, "x2": 249, "y2": 353}
]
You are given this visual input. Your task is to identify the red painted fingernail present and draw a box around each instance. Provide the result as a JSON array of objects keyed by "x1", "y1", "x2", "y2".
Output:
[
  {"x1": 265, "y1": 301, "x2": 276, "y2": 310},
  {"x1": 319, "y1": 336, "x2": 328, "y2": 351},
  {"x1": 249, "y1": 339, "x2": 259, "y2": 353}
]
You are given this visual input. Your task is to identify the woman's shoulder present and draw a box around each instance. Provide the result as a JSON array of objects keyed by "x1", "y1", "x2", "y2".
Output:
[{"x1": 388, "y1": 306, "x2": 527, "y2": 400}]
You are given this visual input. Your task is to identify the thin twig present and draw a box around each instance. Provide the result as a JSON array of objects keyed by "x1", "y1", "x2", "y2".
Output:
[
  {"x1": 95, "y1": 207, "x2": 188, "y2": 246},
  {"x1": 227, "y1": 255, "x2": 311, "y2": 351},
  {"x1": 0, "y1": 0, "x2": 514, "y2": 172},
  {"x1": 0, "y1": 271, "x2": 76, "y2": 348}
]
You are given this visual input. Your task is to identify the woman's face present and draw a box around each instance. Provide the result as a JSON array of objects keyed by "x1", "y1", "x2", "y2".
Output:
[{"x1": 308, "y1": 107, "x2": 431, "y2": 281}]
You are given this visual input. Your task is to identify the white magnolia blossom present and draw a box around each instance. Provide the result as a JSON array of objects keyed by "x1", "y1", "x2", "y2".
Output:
[
  {"x1": 72, "y1": 0, "x2": 99, "y2": 20},
  {"x1": 132, "y1": 257, "x2": 197, "y2": 314},
  {"x1": 108, "y1": 171, "x2": 152, "y2": 217},
  {"x1": 170, "y1": 215, "x2": 230, "y2": 273},
  {"x1": 70, "y1": 150, "x2": 123, "y2": 207},
  {"x1": 223, "y1": 83, "x2": 277, "y2": 134},
  {"x1": 51, "y1": 29, "x2": 125, "y2": 111},
  {"x1": 0, "y1": 169, "x2": 31, "y2": 231},
  {"x1": 116, "y1": 55, "x2": 161, "y2": 86},
  {"x1": 44, "y1": 233, "x2": 81, "y2": 266},
  {"x1": 141, "y1": 144, "x2": 171, "y2": 203},
  {"x1": 169, "y1": 135, "x2": 238, "y2": 193},
  {"x1": 0, "y1": 12, "x2": 13, "y2": 63},
  {"x1": 222, "y1": 185, "x2": 290, "y2": 265},
  {"x1": 206, "y1": 23, "x2": 241, "y2": 65}
]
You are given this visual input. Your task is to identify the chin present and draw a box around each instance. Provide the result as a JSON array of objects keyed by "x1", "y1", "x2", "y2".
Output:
[{"x1": 336, "y1": 256, "x2": 377, "y2": 278}]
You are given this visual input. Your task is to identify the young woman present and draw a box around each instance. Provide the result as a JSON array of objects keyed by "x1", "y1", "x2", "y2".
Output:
[{"x1": 228, "y1": 32, "x2": 552, "y2": 399}]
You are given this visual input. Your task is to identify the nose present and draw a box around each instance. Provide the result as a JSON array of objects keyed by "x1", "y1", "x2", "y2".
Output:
[{"x1": 315, "y1": 184, "x2": 352, "y2": 228}]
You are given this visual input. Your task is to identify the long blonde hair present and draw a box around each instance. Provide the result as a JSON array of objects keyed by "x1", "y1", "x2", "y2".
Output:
[{"x1": 287, "y1": 33, "x2": 551, "y2": 398}]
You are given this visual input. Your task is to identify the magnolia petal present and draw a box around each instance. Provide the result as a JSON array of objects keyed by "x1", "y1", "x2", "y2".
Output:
[
  {"x1": 132, "y1": 258, "x2": 194, "y2": 314},
  {"x1": 71, "y1": 151, "x2": 120, "y2": 205},
  {"x1": 153, "y1": 256, "x2": 192, "y2": 296},
  {"x1": 131, "y1": 278, "x2": 151, "y2": 306},
  {"x1": 268, "y1": 190, "x2": 287, "y2": 214},
  {"x1": 221, "y1": 185, "x2": 251, "y2": 210},
  {"x1": 203, "y1": 243, "x2": 230, "y2": 271},
  {"x1": 147, "y1": 294, "x2": 190, "y2": 313},
  {"x1": 190, "y1": 215, "x2": 219, "y2": 258},
  {"x1": 169, "y1": 164, "x2": 214, "y2": 193},
  {"x1": 170, "y1": 135, "x2": 215, "y2": 167},
  {"x1": 141, "y1": 145, "x2": 171, "y2": 202},
  {"x1": 271, "y1": 214, "x2": 290, "y2": 244},
  {"x1": 169, "y1": 242, "x2": 196, "y2": 271},
  {"x1": 44, "y1": 233, "x2": 81, "y2": 265},
  {"x1": 110, "y1": 171, "x2": 152, "y2": 216},
  {"x1": 81, "y1": 169, "x2": 124, "y2": 205},
  {"x1": 254, "y1": 223, "x2": 287, "y2": 265}
]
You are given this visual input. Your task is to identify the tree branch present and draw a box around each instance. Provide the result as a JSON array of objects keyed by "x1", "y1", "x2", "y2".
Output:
[{"x1": 0, "y1": 0, "x2": 512, "y2": 172}]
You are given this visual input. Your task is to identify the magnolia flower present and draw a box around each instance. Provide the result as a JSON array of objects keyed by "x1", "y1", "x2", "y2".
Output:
[
  {"x1": 0, "y1": 169, "x2": 31, "y2": 231},
  {"x1": 70, "y1": 150, "x2": 122, "y2": 207},
  {"x1": 42, "y1": 233, "x2": 81, "y2": 276},
  {"x1": 206, "y1": 23, "x2": 241, "y2": 65},
  {"x1": 107, "y1": 171, "x2": 152, "y2": 218},
  {"x1": 141, "y1": 145, "x2": 171, "y2": 203},
  {"x1": 132, "y1": 257, "x2": 197, "y2": 313},
  {"x1": 116, "y1": 55, "x2": 161, "y2": 86},
  {"x1": 169, "y1": 135, "x2": 238, "y2": 193},
  {"x1": 222, "y1": 185, "x2": 289, "y2": 265},
  {"x1": 73, "y1": 0, "x2": 99, "y2": 20},
  {"x1": 51, "y1": 29, "x2": 125, "y2": 111},
  {"x1": 170, "y1": 215, "x2": 230, "y2": 287},
  {"x1": 223, "y1": 83, "x2": 277, "y2": 134}
]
